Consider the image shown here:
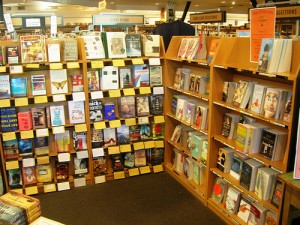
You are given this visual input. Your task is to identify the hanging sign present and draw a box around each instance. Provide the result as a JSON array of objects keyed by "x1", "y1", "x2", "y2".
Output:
[
  {"x1": 93, "y1": 14, "x2": 144, "y2": 26},
  {"x1": 190, "y1": 11, "x2": 226, "y2": 24}
]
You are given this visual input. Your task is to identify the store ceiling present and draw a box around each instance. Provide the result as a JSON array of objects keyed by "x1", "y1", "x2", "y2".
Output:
[{"x1": 3, "y1": 0, "x2": 265, "y2": 14}]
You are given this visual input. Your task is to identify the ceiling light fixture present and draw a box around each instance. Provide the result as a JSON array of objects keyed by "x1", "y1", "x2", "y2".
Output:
[
  {"x1": 232, "y1": 1, "x2": 236, "y2": 4},
  {"x1": 98, "y1": 0, "x2": 107, "y2": 10}
]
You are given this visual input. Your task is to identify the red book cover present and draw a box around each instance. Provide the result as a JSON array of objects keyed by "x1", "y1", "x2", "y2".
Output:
[
  {"x1": 72, "y1": 74, "x2": 84, "y2": 92},
  {"x1": 17, "y1": 111, "x2": 33, "y2": 130},
  {"x1": 22, "y1": 166, "x2": 37, "y2": 185}
]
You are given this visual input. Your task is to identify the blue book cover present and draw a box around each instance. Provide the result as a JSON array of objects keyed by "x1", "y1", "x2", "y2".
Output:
[
  {"x1": 10, "y1": 77, "x2": 27, "y2": 97},
  {"x1": 18, "y1": 139, "x2": 33, "y2": 156},
  {"x1": 0, "y1": 107, "x2": 18, "y2": 132},
  {"x1": 258, "y1": 38, "x2": 274, "y2": 73},
  {"x1": 104, "y1": 102, "x2": 115, "y2": 120}
]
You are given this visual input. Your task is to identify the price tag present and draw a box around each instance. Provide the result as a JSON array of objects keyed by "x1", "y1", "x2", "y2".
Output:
[
  {"x1": 52, "y1": 126, "x2": 65, "y2": 134},
  {"x1": 74, "y1": 177, "x2": 86, "y2": 187},
  {"x1": 154, "y1": 115, "x2": 165, "y2": 123},
  {"x1": 91, "y1": 60, "x2": 104, "y2": 68},
  {"x1": 20, "y1": 130, "x2": 34, "y2": 139},
  {"x1": 57, "y1": 182, "x2": 70, "y2": 191},
  {"x1": 67, "y1": 62, "x2": 80, "y2": 69},
  {"x1": 53, "y1": 94, "x2": 66, "y2": 102},
  {"x1": 76, "y1": 150, "x2": 89, "y2": 159},
  {"x1": 109, "y1": 120, "x2": 121, "y2": 128},
  {"x1": 144, "y1": 141, "x2": 155, "y2": 149},
  {"x1": 44, "y1": 183, "x2": 57, "y2": 193},
  {"x1": 125, "y1": 118, "x2": 136, "y2": 126},
  {"x1": 72, "y1": 92, "x2": 86, "y2": 101},
  {"x1": 139, "y1": 87, "x2": 151, "y2": 94},
  {"x1": 109, "y1": 90, "x2": 121, "y2": 98},
  {"x1": 36, "y1": 128, "x2": 49, "y2": 137},
  {"x1": 0, "y1": 99, "x2": 11, "y2": 107},
  {"x1": 108, "y1": 146, "x2": 120, "y2": 155},
  {"x1": 138, "y1": 117, "x2": 149, "y2": 124},
  {"x1": 94, "y1": 121, "x2": 106, "y2": 130},
  {"x1": 26, "y1": 64, "x2": 40, "y2": 69},
  {"x1": 149, "y1": 58, "x2": 161, "y2": 65},
  {"x1": 22, "y1": 158, "x2": 35, "y2": 167},
  {"x1": 153, "y1": 86, "x2": 164, "y2": 95},
  {"x1": 37, "y1": 156, "x2": 50, "y2": 165},
  {"x1": 50, "y1": 63, "x2": 63, "y2": 70},
  {"x1": 75, "y1": 124, "x2": 87, "y2": 132},
  {"x1": 9, "y1": 65, "x2": 23, "y2": 74},
  {"x1": 119, "y1": 144, "x2": 131, "y2": 153},
  {"x1": 114, "y1": 171, "x2": 125, "y2": 180},
  {"x1": 58, "y1": 153, "x2": 70, "y2": 162},
  {"x1": 25, "y1": 186, "x2": 38, "y2": 195},
  {"x1": 34, "y1": 95, "x2": 48, "y2": 104},
  {"x1": 2, "y1": 132, "x2": 16, "y2": 141},
  {"x1": 95, "y1": 175, "x2": 106, "y2": 184},
  {"x1": 15, "y1": 97, "x2": 28, "y2": 106},
  {"x1": 0, "y1": 66, "x2": 6, "y2": 72},
  {"x1": 133, "y1": 142, "x2": 144, "y2": 150},
  {"x1": 92, "y1": 148, "x2": 104, "y2": 157},
  {"x1": 112, "y1": 59, "x2": 125, "y2": 67},
  {"x1": 132, "y1": 58, "x2": 144, "y2": 65},
  {"x1": 6, "y1": 161, "x2": 19, "y2": 170},
  {"x1": 91, "y1": 91, "x2": 103, "y2": 99},
  {"x1": 123, "y1": 88, "x2": 135, "y2": 96},
  {"x1": 153, "y1": 165, "x2": 164, "y2": 173},
  {"x1": 139, "y1": 166, "x2": 151, "y2": 174},
  {"x1": 155, "y1": 140, "x2": 164, "y2": 148},
  {"x1": 129, "y1": 168, "x2": 140, "y2": 176}
]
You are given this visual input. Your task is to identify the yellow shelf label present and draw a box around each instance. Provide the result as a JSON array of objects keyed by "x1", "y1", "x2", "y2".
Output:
[
  {"x1": 3, "y1": 132, "x2": 16, "y2": 141},
  {"x1": 153, "y1": 164, "x2": 164, "y2": 173},
  {"x1": 26, "y1": 64, "x2": 40, "y2": 69},
  {"x1": 155, "y1": 140, "x2": 164, "y2": 148},
  {"x1": 123, "y1": 88, "x2": 135, "y2": 96},
  {"x1": 133, "y1": 142, "x2": 144, "y2": 150},
  {"x1": 75, "y1": 124, "x2": 87, "y2": 132},
  {"x1": 95, "y1": 175, "x2": 106, "y2": 184},
  {"x1": 154, "y1": 115, "x2": 165, "y2": 123},
  {"x1": 91, "y1": 60, "x2": 104, "y2": 68},
  {"x1": 25, "y1": 186, "x2": 38, "y2": 195},
  {"x1": 108, "y1": 146, "x2": 120, "y2": 155},
  {"x1": 50, "y1": 63, "x2": 63, "y2": 70},
  {"x1": 53, "y1": 94, "x2": 66, "y2": 102},
  {"x1": 144, "y1": 141, "x2": 155, "y2": 149},
  {"x1": 114, "y1": 171, "x2": 125, "y2": 180},
  {"x1": 52, "y1": 126, "x2": 65, "y2": 134},
  {"x1": 112, "y1": 59, "x2": 125, "y2": 67},
  {"x1": 0, "y1": 99, "x2": 11, "y2": 107},
  {"x1": 109, "y1": 120, "x2": 121, "y2": 128},
  {"x1": 132, "y1": 58, "x2": 144, "y2": 65},
  {"x1": 109, "y1": 89, "x2": 121, "y2": 98},
  {"x1": 139, "y1": 166, "x2": 151, "y2": 174},
  {"x1": 37, "y1": 156, "x2": 50, "y2": 165},
  {"x1": 34, "y1": 95, "x2": 48, "y2": 104},
  {"x1": 119, "y1": 144, "x2": 131, "y2": 153},
  {"x1": 139, "y1": 87, "x2": 151, "y2": 94},
  {"x1": 94, "y1": 121, "x2": 106, "y2": 130},
  {"x1": 129, "y1": 168, "x2": 140, "y2": 176},
  {"x1": 67, "y1": 62, "x2": 80, "y2": 69},
  {"x1": 6, "y1": 161, "x2": 19, "y2": 170},
  {"x1": 20, "y1": 130, "x2": 34, "y2": 139},
  {"x1": 125, "y1": 118, "x2": 136, "y2": 126},
  {"x1": 36, "y1": 128, "x2": 49, "y2": 137},
  {"x1": 44, "y1": 183, "x2": 57, "y2": 193},
  {"x1": 15, "y1": 97, "x2": 28, "y2": 106},
  {"x1": 0, "y1": 66, "x2": 6, "y2": 72}
]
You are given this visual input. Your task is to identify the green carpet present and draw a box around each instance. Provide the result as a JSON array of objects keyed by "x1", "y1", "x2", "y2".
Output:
[{"x1": 36, "y1": 172, "x2": 226, "y2": 225}]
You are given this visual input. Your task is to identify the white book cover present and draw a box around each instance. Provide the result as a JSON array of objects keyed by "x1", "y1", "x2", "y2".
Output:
[
  {"x1": 171, "y1": 125, "x2": 182, "y2": 143},
  {"x1": 149, "y1": 65, "x2": 163, "y2": 86},
  {"x1": 82, "y1": 35, "x2": 105, "y2": 59},
  {"x1": 185, "y1": 38, "x2": 199, "y2": 60},
  {"x1": 48, "y1": 43, "x2": 61, "y2": 62},
  {"x1": 255, "y1": 167, "x2": 279, "y2": 201},
  {"x1": 277, "y1": 39, "x2": 292, "y2": 73},
  {"x1": 50, "y1": 105, "x2": 66, "y2": 126},
  {"x1": 103, "y1": 127, "x2": 116, "y2": 147},
  {"x1": 267, "y1": 39, "x2": 284, "y2": 74},
  {"x1": 50, "y1": 69, "x2": 68, "y2": 94},
  {"x1": 237, "y1": 198, "x2": 251, "y2": 223},
  {"x1": 225, "y1": 187, "x2": 241, "y2": 214},
  {"x1": 175, "y1": 98, "x2": 187, "y2": 120},
  {"x1": 0, "y1": 75, "x2": 11, "y2": 99},
  {"x1": 31, "y1": 74, "x2": 46, "y2": 96},
  {"x1": 177, "y1": 38, "x2": 189, "y2": 58},
  {"x1": 68, "y1": 101, "x2": 85, "y2": 124},
  {"x1": 142, "y1": 34, "x2": 160, "y2": 57},
  {"x1": 250, "y1": 84, "x2": 267, "y2": 114},
  {"x1": 100, "y1": 66, "x2": 119, "y2": 90},
  {"x1": 106, "y1": 32, "x2": 127, "y2": 59}
]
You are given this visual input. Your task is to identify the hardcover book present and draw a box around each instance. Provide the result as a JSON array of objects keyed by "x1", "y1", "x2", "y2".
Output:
[
  {"x1": 73, "y1": 131, "x2": 87, "y2": 151},
  {"x1": 0, "y1": 75, "x2": 10, "y2": 99},
  {"x1": 91, "y1": 128, "x2": 104, "y2": 148},
  {"x1": 221, "y1": 113, "x2": 240, "y2": 140},
  {"x1": 10, "y1": 77, "x2": 27, "y2": 97},
  {"x1": 117, "y1": 125, "x2": 130, "y2": 144},
  {"x1": 216, "y1": 147, "x2": 234, "y2": 173},
  {"x1": 207, "y1": 39, "x2": 219, "y2": 63},
  {"x1": 72, "y1": 74, "x2": 84, "y2": 92},
  {"x1": 250, "y1": 84, "x2": 268, "y2": 114},
  {"x1": 129, "y1": 125, "x2": 141, "y2": 141},
  {"x1": 50, "y1": 69, "x2": 68, "y2": 94},
  {"x1": 20, "y1": 35, "x2": 46, "y2": 63},
  {"x1": 6, "y1": 46, "x2": 19, "y2": 64},
  {"x1": 240, "y1": 158, "x2": 264, "y2": 191},
  {"x1": 150, "y1": 95, "x2": 163, "y2": 115},
  {"x1": 271, "y1": 179, "x2": 283, "y2": 208},
  {"x1": 31, "y1": 74, "x2": 46, "y2": 96},
  {"x1": 111, "y1": 154, "x2": 124, "y2": 171},
  {"x1": 36, "y1": 164, "x2": 52, "y2": 183},
  {"x1": 87, "y1": 70, "x2": 100, "y2": 91},
  {"x1": 248, "y1": 202, "x2": 267, "y2": 225},
  {"x1": 8, "y1": 168, "x2": 23, "y2": 189},
  {"x1": 3, "y1": 139, "x2": 19, "y2": 159},
  {"x1": 103, "y1": 102, "x2": 115, "y2": 120},
  {"x1": 89, "y1": 99, "x2": 103, "y2": 122},
  {"x1": 255, "y1": 167, "x2": 279, "y2": 201},
  {"x1": 136, "y1": 96, "x2": 150, "y2": 116},
  {"x1": 103, "y1": 128, "x2": 117, "y2": 147},
  {"x1": 18, "y1": 139, "x2": 33, "y2": 156},
  {"x1": 62, "y1": 40, "x2": 78, "y2": 61},
  {"x1": 149, "y1": 66, "x2": 163, "y2": 86},
  {"x1": 237, "y1": 196, "x2": 252, "y2": 223},
  {"x1": 119, "y1": 66, "x2": 133, "y2": 88},
  {"x1": 133, "y1": 64, "x2": 150, "y2": 87},
  {"x1": 119, "y1": 96, "x2": 136, "y2": 118},
  {"x1": 125, "y1": 33, "x2": 142, "y2": 57},
  {"x1": 150, "y1": 148, "x2": 164, "y2": 165},
  {"x1": 47, "y1": 43, "x2": 61, "y2": 62},
  {"x1": 142, "y1": 34, "x2": 160, "y2": 57},
  {"x1": 68, "y1": 101, "x2": 85, "y2": 124},
  {"x1": 264, "y1": 210, "x2": 278, "y2": 225},
  {"x1": 100, "y1": 66, "x2": 119, "y2": 90},
  {"x1": 140, "y1": 124, "x2": 152, "y2": 140},
  {"x1": 22, "y1": 166, "x2": 37, "y2": 186},
  {"x1": 106, "y1": 32, "x2": 127, "y2": 59},
  {"x1": 32, "y1": 107, "x2": 47, "y2": 129},
  {"x1": 93, "y1": 156, "x2": 107, "y2": 176},
  {"x1": 123, "y1": 152, "x2": 135, "y2": 168},
  {"x1": 134, "y1": 149, "x2": 147, "y2": 167},
  {"x1": 56, "y1": 162, "x2": 69, "y2": 180},
  {"x1": 222, "y1": 81, "x2": 237, "y2": 103},
  {"x1": 0, "y1": 107, "x2": 18, "y2": 132},
  {"x1": 17, "y1": 111, "x2": 33, "y2": 130},
  {"x1": 211, "y1": 177, "x2": 227, "y2": 204},
  {"x1": 225, "y1": 187, "x2": 241, "y2": 214},
  {"x1": 152, "y1": 122, "x2": 164, "y2": 140},
  {"x1": 49, "y1": 105, "x2": 65, "y2": 127},
  {"x1": 33, "y1": 137, "x2": 49, "y2": 155},
  {"x1": 74, "y1": 157, "x2": 88, "y2": 175},
  {"x1": 82, "y1": 35, "x2": 105, "y2": 59},
  {"x1": 54, "y1": 130, "x2": 70, "y2": 153},
  {"x1": 232, "y1": 80, "x2": 255, "y2": 109}
]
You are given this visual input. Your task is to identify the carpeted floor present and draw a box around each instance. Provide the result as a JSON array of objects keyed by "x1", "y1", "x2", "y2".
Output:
[{"x1": 36, "y1": 172, "x2": 226, "y2": 225}]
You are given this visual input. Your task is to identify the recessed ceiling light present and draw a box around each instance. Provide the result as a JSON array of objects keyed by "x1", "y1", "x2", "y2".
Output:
[
  {"x1": 155, "y1": 3, "x2": 159, "y2": 5},
  {"x1": 195, "y1": 5, "x2": 199, "y2": 7},
  {"x1": 221, "y1": 1, "x2": 226, "y2": 3},
  {"x1": 232, "y1": 1, "x2": 235, "y2": 5}
]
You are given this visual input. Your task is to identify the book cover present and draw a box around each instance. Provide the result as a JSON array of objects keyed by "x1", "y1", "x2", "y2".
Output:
[
  {"x1": 117, "y1": 125, "x2": 130, "y2": 144},
  {"x1": 119, "y1": 66, "x2": 133, "y2": 88},
  {"x1": 20, "y1": 35, "x2": 46, "y2": 63},
  {"x1": 123, "y1": 152, "x2": 135, "y2": 168},
  {"x1": 31, "y1": 74, "x2": 46, "y2": 96},
  {"x1": 0, "y1": 107, "x2": 18, "y2": 132},
  {"x1": 140, "y1": 124, "x2": 152, "y2": 140},
  {"x1": 175, "y1": 98, "x2": 187, "y2": 120},
  {"x1": 185, "y1": 38, "x2": 199, "y2": 60},
  {"x1": 111, "y1": 154, "x2": 124, "y2": 171},
  {"x1": 134, "y1": 149, "x2": 147, "y2": 167},
  {"x1": 17, "y1": 111, "x2": 33, "y2": 130},
  {"x1": 232, "y1": 80, "x2": 250, "y2": 108},
  {"x1": 133, "y1": 64, "x2": 150, "y2": 87},
  {"x1": 207, "y1": 39, "x2": 219, "y2": 63},
  {"x1": 62, "y1": 40, "x2": 78, "y2": 61},
  {"x1": 119, "y1": 96, "x2": 135, "y2": 118},
  {"x1": 74, "y1": 157, "x2": 88, "y2": 175},
  {"x1": 82, "y1": 35, "x2": 105, "y2": 59},
  {"x1": 50, "y1": 69, "x2": 68, "y2": 94},
  {"x1": 152, "y1": 122, "x2": 164, "y2": 140},
  {"x1": 216, "y1": 147, "x2": 234, "y2": 173},
  {"x1": 258, "y1": 38, "x2": 274, "y2": 73},
  {"x1": 56, "y1": 162, "x2": 69, "y2": 180},
  {"x1": 188, "y1": 133, "x2": 207, "y2": 160},
  {"x1": 250, "y1": 84, "x2": 268, "y2": 114},
  {"x1": 221, "y1": 113, "x2": 240, "y2": 139},
  {"x1": 225, "y1": 187, "x2": 241, "y2": 214},
  {"x1": 194, "y1": 104, "x2": 209, "y2": 130},
  {"x1": 73, "y1": 131, "x2": 87, "y2": 151},
  {"x1": 149, "y1": 66, "x2": 163, "y2": 86},
  {"x1": 100, "y1": 66, "x2": 119, "y2": 90},
  {"x1": 103, "y1": 102, "x2": 115, "y2": 120},
  {"x1": 211, "y1": 177, "x2": 227, "y2": 204},
  {"x1": 235, "y1": 123, "x2": 251, "y2": 153},
  {"x1": 262, "y1": 88, "x2": 280, "y2": 119},
  {"x1": 230, "y1": 154, "x2": 244, "y2": 180},
  {"x1": 91, "y1": 128, "x2": 103, "y2": 148},
  {"x1": 171, "y1": 125, "x2": 182, "y2": 143},
  {"x1": 150, "y1": 148, "x2": 164, "y2": 165},
  {"x1": 142, "y1": 34, "x2": 160, "y2": 57},
  {"x1": 283, "y1": 91, "x2": 292, "y2": 122},
  {"x1": 240, "y1": 158, "x2": 264, "y2": 191},
  {"x1": 177, "y1": 38, "x2": 189, "y2": 58},
  {"x1": 184, "y1": 101, "x2": 196, "y2": 124},
  {"x1": 93, "y1": 156, "x2": 107, "y2": 176},
  {"x1": 10, "y1": 77, "x2": 27, "y2": 97},
  {"x1": 150, "y1": 95, "x2": 163, "y2": 115},
  {"x1": 22, "y1": 166, "x2": 37, "y2": 186},
  {"x1": 0, "y1": 75, "x2": 10, "y2": 99},
  {"x1": 103, "y1": 128, "x2": 116, "y2": 147},
  {"x1": 183, "y1": 157, "x2": 194, "y2": 179},
  {"x1": 106, "y1": 32, "x2": 127, "y2": 59},
  {"x1": 87, "y1": 70, "x2": 100, "y2": 91},
  {"x1": 125, "y1": 33, "x2": 142, "y2": 57},
  {"x1": 32, "y1": 107, "x2": 47, "y2": 129},
  {"x1": 200, "y1": 140, "x2": 208, "y2": 165},
  {"x1": 264, "y1": 210, "x2": 278, "y2": 225},
  {"x1": 248, "y1": 202, "x2": 267, "y2": 225},
  {"x1": 129, "y1": 125, "x2": 141, "y2": 142},
  {"x1": 136, "y1": 96, "x2": 150, "y2": 116},
  {"x1": 18, "y1": 139, "x2": 33, "y2": 156},
  {"x1": 6, "y1": 46, "x2": 19, "y2": 64},
  {"x1": 271, "y1": 179, "x2": 283, "y2": 208},
  {"x1": 33, "y1": 137, "x2": 49, "y2": 155},
  {"x1": 36, "y1": 164, "x2": 52, "y2": 183},
  {"x1": 47, "y1": 43, "x2": 61, "y2": 62},
  {"x1": 72, "y1": 74, "x2": 84, "y2": 92},
  {"x1": 89, "y1": 99, "x2": 103, "y2": 122},
  {"x1": 0, "y1": 199, "x2": 25, "y2": 223},
  {"x1": 255, "y1": 167, "x2": 279, "y2": 201},
  {"x1": 237, "y1": 197, "x2": 252, "y2": 223},
  {"x1": 0, "y1": 46, "x2": 5, "y2": 65},
  {"x1": 222, "y1": 81, "x2": 237, "y2": 103},
  {"x1": 8, "y1": 168, "x2": 23, "y2": 189},
  {"x1": 3, "y1": 139, "x2": 19, "y2": 159},
  {"x1": 50, "y1": 105, "x2": 65, "y2": 126},
  {"x1": 54, "y1": 130, "x2": 70, "y2": 153},
  {"x1": 68, "y1": 101, "x2": 85, "y2": 124},
  {"x1": 189, "y1": 74, "x2": 196, "y2": 92}
]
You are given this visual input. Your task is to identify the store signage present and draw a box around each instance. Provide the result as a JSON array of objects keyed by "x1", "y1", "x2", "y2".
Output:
[
  {"x1": 276, "y1": 5, "x2": 300, "y2": 19},
  {"x1": 4, "y1": 13, "x2": 14, "y2": 33},
  {"x1": 93, "y1": 14, "x2": 144, "y2": 26},
  {"x1": 190, "y1": 11, "x2": 226, "y2": 23}
]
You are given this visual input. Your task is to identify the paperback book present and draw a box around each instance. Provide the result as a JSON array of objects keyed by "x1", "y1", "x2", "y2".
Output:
[
  {"x1": 22, "y1": 166, "x2": 37, "y2": 186},
  {"x1": 149, "y1": 66, "x2": 163, "y2": 86},
  {"x1": 111, "y1": 154, "x2": 124, "y2": 171},
  {"x1": 134, "y1": 149, "x2": 147, "y2": 167},
  {"x1": 10, "y1": 77, "x2": 27, "y2": 97},
  {"x1": 123, "y1": 152, "x2": 135, "y2": 168},
  {"x1": 93, "y1": 156, "x2": 107, "y2": 176},
  {"x1": 150, "y1": 148, "x2": 164, "y2": 165},
  {"x1": 119, "y1": 66, "x2": 133, "y2": 88},
  {"x1": 250, "y1": 84, "x2": 268, "y2": 114},
  {"x1": 142, "y1": 34, "x2": 160, "y2": 57},
  {"x1": 87, "y1": 70, "x2": 100, "y2": 91},
  {"x1": 140, "y1": 124, "x2": 152, "y2": 140},
  {"x1": 216, "y1": 147, "x2": 234, "y2": 173},
  {"x1": 3, "y1": 139, "x2": 19, "y2": 159},
  {"x1": 125, "y1": 33, "x2": 142, "y2": 57},
  {"x1": 133, "y1": 64, "x2": 150, "y2": 87},
  {"x1": 68, "y1": 101, "x2": 85, "y2": 124},
  {"x1": 152, "y1": 122, "x2": 164, "y2": 139},
  {"x1": 6, "y1": 46, "x2": 19, "y2": 64},
  {"x1": 20, "y1": 35, "x2": 47, "y2": 63},
  {"x1": 73, "y1": 131, "x2": 87, "y2": 151},
  {"x1": 119, "y1": 96, "x2": 136, "y2": 118},
  {"x1": 74, "y1": 157, "x2": 88, "y2": 175},
  {"x1": 18, "y1": 138, "x2": 33, "y2": 156},
  {"x1": 32, "y1": 107, "x2": 47, "y2": 129},
  {"x1": 89, "y1": 99, "x2": 103, "y2": 122},
  {"x1": 17, "y1": 111, "x2": 33, "y2": 130},
  {"x1": 106, "y1": 32, "x2": 127, "y2": 58},
  {"x1": 47, "y1": 43, "x2": 61, "y2": 62},
  {"x1": 0, "y1": 107, "x2": 18, "y2": 132},
  {"x1": 91, "y1": 128, "x2": 104, "y2": 148},
  {"x1": 50, "y1": 69, "x2": 68, "y2": 94},
  {"x1": 62, "y1": 40, "x2": 78, "y2": 61},
  {"x1": 49, "y1": 105, "x2": 65, "y2": 126},
  {"x1": 211, "y1": 177, "x2": 227, "y2": 204},
  {"x1": 56, "y1": 162, "x2": 69, "y2": 180},
  {"x1": 150, "y1": 95, "x2": 163, "y2": 115},
  {"x1": 72, "y1": 74, "x2": 84, "y2": 92},
  {"x1": 8, "y1": 168, "x2": 23, "y2": 189},
  {"x1": 100, "y1": 66, "x2": 119, "y2": 90},
  {"x1": 31, "y1": 74, "x2": 46, "y2": 96},
  {"x1": 103, "y1": 102, "x2": 116, "y2": 120},
  {"x1": 222, "y1": 81, "x2": 237, "y2": 103},
  {"x1": 117, "y1": 125, "x2": 130, "y2": 144},
  {"x1": 82, "y1": 35, "x2": 105, "y2": 59},
  {"x1": 129, "y1": 125, "x2": 141, "y2": 141},
  {"x1": 225, "y1": 187, "x2": 241, "y2": 214},
  {"x1": 103, "y1": 128, "x2": 117, "y2": 147},
  {"x1": 36, "y1": 164, "x2": 52, "y2": 183},
  {"x1": 136, "y1": 96, "x2": 150, "y2": 116},
  {"x1": 54, "y1": 130, "x2": 70, "y2": 153},
  {"x1": 0, "y1": 75, "x2": 10, "y2": 99},
  {"x1": 34, "y1": 137, "x2": 49, "y2": 155}
]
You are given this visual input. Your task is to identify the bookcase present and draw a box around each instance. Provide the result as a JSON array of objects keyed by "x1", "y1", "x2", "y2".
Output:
[
  {"x1": 164, "y1": 36, "x2": 300, "y2": 224},
  {"x1": 0, "y1": 34, "x2": 166, "y2": 195}
]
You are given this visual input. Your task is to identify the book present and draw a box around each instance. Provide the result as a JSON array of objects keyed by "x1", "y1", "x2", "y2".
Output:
[
  {"x1": 68, "y1": 101, "x2": 85, "y2": 124},
  {"x1": 277, "y1": 39, "x2": 293, "y2": 73},
  {"x1": 149, "y1": 95, "x2": 163, "y2": 115},
  {"x1": 100, "y1": 66, "x2": 119, "y2": 90},
  {"x1": 33, "y1": 137, "x2": 49, "y2": 155},
  {"x1": 103, "y1": 102, "x2": 115, "y2": 120},
  {"x1": 0, "y1": 200, "x2": 26, "y2": 223},
  {"x1": 246, "y1": 123, "x2": 269, "y2": 154},
  {"x1": 258, "y1": 38, "x2": 275, "y2": 73},
  {"x1": 56, "y1": 162, "x2": 69, "y2": 180},
  {"x1": 194, "y1": 104, "x2": 209, "y2": 130},
  {"x1": 188, "y1": 74, "x2": 196, "y2": 92},
  {"x1": 0, "y1": 107, "x2": 18, "y2": 132},
  {"x1": 91, "y1": 128, "x2": 103, "y2": 148},
  {"x1": 31, "y1": 74, "x2": 46, "y2": 96},
  {"x1": 117, "y1": 125, "x2": 130, "y2": 144},
  {"x1": 283, "y1": 91, "x2": 292, "y2": 122},
  {"x1": 140, "y1": 124, "x2": 152, "y2": 140},
  {"x1": 73, "y1": 131, "x2": 87, "y2": 151},
  {"x1": 216, "y1": 147, "x2": 234, "y2": 173},
  {"x1": 177, "y1": 37, "x2": 189, "y2": 59},
  {"x1": 255, "y1": 167, "x2": 279, "y2": 201},
  {"x1": 0, "y1": 75, "x2": 10, "y2": 99},
  {"x1": 17, "y1": 111, "x2": 33, "y2": 130},
  {"x1": 103, "y1": 128, "x2": 116, "y2": 147},
  {"x1": 149, "y1": 66, "x2": 163, "y2": 86},
  {"x1": 0, "y1": 46, "x2": 5, "y2": 66},
  {"x1": 106, "y1": 32, "x2": 127, "y2": 59},
  {"x1": 152, "y1": 122, "x2": 164, "y2": 139},
  {"x1": 175, "y1": 97, "x2": 187, "y2": 120},
  {"x1": 185, "y1": 38, "x2": 199, "y2": 60},
  {"x1": 183, "y1": 101, "x2": 196, "y2": 124},
  {"x1": 10, "y1": 77, "x2": 27, "y2": 97},
  {"x1": 188, "y1": 132, "x2": 207, "y2": 160},
  {"x1": 62, "y1": 40, "x2": 78, "y2": 61},
  {"x1": 211, "y1": 177, "x2": 227, "y2": 204},
  {"x1": 6, "y1": 46, "x2": 19, "y2": 64},
  {"x1": 72, "y1": 74, "x2": 84, "y2": 92},
  {"x1": 54, "y1": 130, "x2": 70, "y2": 153},
  {"x1": 225, "y1": 187, "x2": 241, "y2": 214},
  {"x1": 74, "y1": 157, "x2": 88, "y2": 175},
  {"x1": 129, "y1": 125, "x2": 140, "y2": 142},
  {"x1": 134, "y1": 149, "x2": 147, "y2": 167},
  {"x1": 18, "y1": 139, "x2": 33, "y2": 156},
  {"x1": 195, "y1": 34, "x2": 207, "y2": 60},
  {"x1": 20, "y1": 35, "x2": 47, "y2": 63},
  {"x1": 133, "y1": 64, "x2": 150, "y2": 87},
  {"x1": 237, "y1": 196, "x2": 252, "y2": 223},
  {"x1": 221, "y1": 113, "x2": 240, "y2": 139},
  {"x1": 264, "y1": 210, "x2": 278, "y2": 225},
  {"x1": 125, "y1": 33, "x2": 142, "y2": 57},
  {"x1": 93, "y1": 156, "x2": 107, "y2": 176},
  {"x1": 119, "y1": 66, "x2": 133, "y2": 88},
  {"x1": 111, "y1": 154, "x2": 124, "y2": 171},
  {"x1": 232, "y1": 80, "x2": 255, "y2": 109},
  {"x1": 89, "y1": 99, "x2": 103, "y2": 122},
  {"x1": 271, "y1": 179, "x2": 283, "y2": 208},
  {"x1": 240, "y1": 158, "x2": 264, "y2": 191},
  {"x1": 49, "y1": 105, "x2": 65, "y2": 126},
  {"x1": 150, "y1": 148, "x2": 164, "y2": 165},
  {"x1": 207, "y1": 39, "x2": 219, "y2": 63},
  {"x1": 87, "y1": 70, "x2": 100, "y2": 91},
  {"x1": 123, "y1": 152, "x2": 135, "y2": 168},
  {"x1": 200, "y1": 140, "x2": 209, "y2": 165},
  {"x1": 222, "y1": 81, "x2": 237, "y2": 103},
  {"x1": 30, "y1": 216, "x2": 65, "y2": 225},
  {"x1": 170, "y1": 125, "x2": 182, "y2": 143},
  {"x1": 36, "y1": 164, "x2": 52, "y2": 183},
  {"x1": 22, "y1": 166, "x2": 37, "y2": 186},
  {"x1": 7, "y1": 168, "x2": 23, "y2": 189},
  {"x1": 142, "y1": 34, "x2": 160, "y2": 57},
  {"x1": 31, "y1": 107, "x2": 47, "y2": 129},
  {"x1": 82, "y1": 35, "x2": 105, "y2": 59},
  {"x1": 136, "y1": 96, "x2": 150, "y2": 116},
  {"x1": 119, "y1": 96, "x2": 136, "y2": 118},
  {"x1": 50, "y1": 69, "x2": 68, "y2": 94},
  {"x1": 3, "y1": 140, "x2": 19, "y2": 159},
  {"x1": 230, "y1": 153, "x2": 245, "y2": 180},
  {"x1": 183, "y1": 157, "x2": 194, "y2": 180},
  {"x1": 47, "y1": 43, "x2": 61, "y2": 62},
  {"x1": 248, "y1": 202, "x2": 267, "y2": 225},
  {"x1": 250, "y1": 84, "x2": 268, "y2": 114},
  {"x1": 193, "y1": 161, "x2": 205, "y2": 185}
]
